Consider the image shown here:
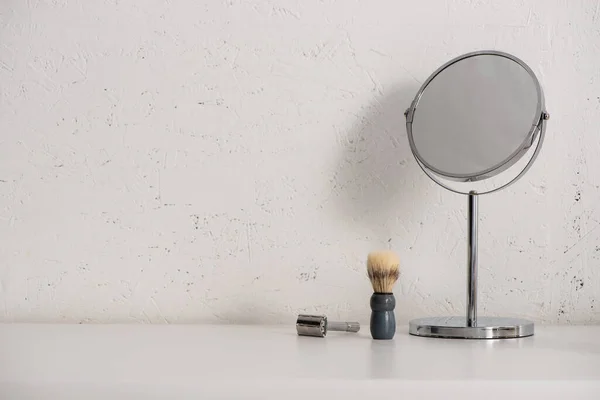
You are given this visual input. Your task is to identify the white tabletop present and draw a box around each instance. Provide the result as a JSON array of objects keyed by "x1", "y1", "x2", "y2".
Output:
[{"x1": 1, "y1": 324, "x2": 599, "y2": 399}]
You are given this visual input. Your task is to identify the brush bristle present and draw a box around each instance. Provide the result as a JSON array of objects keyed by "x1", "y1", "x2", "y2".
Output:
[{"x1": 367, "y1": 250, "x2": 400, "y2": 293}]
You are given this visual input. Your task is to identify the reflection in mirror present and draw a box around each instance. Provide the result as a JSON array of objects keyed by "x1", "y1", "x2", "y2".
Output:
[{"x1": 406, "y1": 51, "x2": 546, "y2": 193}]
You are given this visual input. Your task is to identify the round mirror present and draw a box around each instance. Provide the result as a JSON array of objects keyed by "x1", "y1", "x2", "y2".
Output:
[
  {"x1": 405, "y1": 50, "x2": 549, "y2": 194},
  {"x1": 405, "y1": 50, "x2": 549, "y2": 340}
]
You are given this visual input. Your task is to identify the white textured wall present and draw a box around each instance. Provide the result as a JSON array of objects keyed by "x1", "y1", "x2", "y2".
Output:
[{"x1": 0, "y1": 0, "x2": 599, "y2": 324}]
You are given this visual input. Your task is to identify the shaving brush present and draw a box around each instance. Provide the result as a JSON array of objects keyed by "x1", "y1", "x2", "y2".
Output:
[{"x1": 367, "y1": 251, "x2": 400, "y2": 340}]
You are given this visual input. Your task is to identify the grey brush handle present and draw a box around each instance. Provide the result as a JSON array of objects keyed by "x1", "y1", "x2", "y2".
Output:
[
  {"x1": 370, "y1": 293, "x2": 396, "y2": 340},
  {"x1": 328, "y1": 321, "x2": 360, "y2": 333}
]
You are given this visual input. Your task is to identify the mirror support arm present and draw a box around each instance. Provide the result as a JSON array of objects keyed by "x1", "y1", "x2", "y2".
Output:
[{"x1": 467, "y1": 191, "x2": 478, "y2": 327}]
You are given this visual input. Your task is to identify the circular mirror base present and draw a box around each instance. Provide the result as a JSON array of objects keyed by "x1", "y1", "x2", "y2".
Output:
[{"x1": 409, "y1": 316, "x2": 534, "y2": 339}]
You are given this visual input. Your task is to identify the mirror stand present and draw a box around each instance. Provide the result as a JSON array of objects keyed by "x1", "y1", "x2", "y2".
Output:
[
  {"x1": 405, "y1": 50, "x2": 549, "y2": 340},
  {"x1": 408, "y1": 192, "x2": 535, "y2": 339}
]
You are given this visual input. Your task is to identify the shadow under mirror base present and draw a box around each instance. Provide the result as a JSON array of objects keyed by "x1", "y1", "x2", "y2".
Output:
[{"x1": 409, "y1": 316, "x2": 534, "y2": 339}]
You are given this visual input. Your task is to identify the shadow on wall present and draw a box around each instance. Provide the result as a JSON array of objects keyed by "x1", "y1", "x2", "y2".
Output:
[{"x1": 328, "y1": 83, "x2": 427, "y2": 241}]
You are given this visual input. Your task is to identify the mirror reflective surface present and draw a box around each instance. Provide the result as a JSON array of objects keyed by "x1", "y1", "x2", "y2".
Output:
[{"x1": 407, "y1": 52, "x2": 543, "y2": 182}]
